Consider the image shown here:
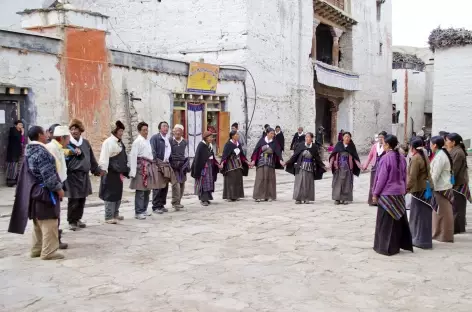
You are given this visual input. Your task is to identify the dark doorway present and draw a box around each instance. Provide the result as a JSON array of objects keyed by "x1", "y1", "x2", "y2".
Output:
[
  {"x1": 316, "y1": 24, "x2": 333, "y2": 65},
  {"x1": 315, "y1": 97, "x2": 332, "y2": 144},
  {"x1": 0, "y1": 95, "x2": 27, "y2": 185}
]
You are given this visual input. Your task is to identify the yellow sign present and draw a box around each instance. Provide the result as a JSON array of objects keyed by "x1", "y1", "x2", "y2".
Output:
[{"x1": 186, "y1": 62, "x2": 220, "y2": 94}]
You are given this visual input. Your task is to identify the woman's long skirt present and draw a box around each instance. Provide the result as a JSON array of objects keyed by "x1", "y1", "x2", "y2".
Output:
[
  {"x1": 409, "y1": 194, "x2": 433, "y2": 249},
  {"x1": 194, "y1": 165, "x2": 215, "y2": 202},
  {"x1": 453, "y1": 192, "x2": 467, "y2": 234},
  {"x1": 368, "y1": 170, "x2": 376, "y2": 205},
  {"x1": 293, "y1": 170, "x2": 315, "y2": 201},
  {"x1": 223, "y1": 169, "x2": 244, "y2": 200},
  {"x1": 332, "y1": 168, "x2": 353, "y2": 202},
  {"x1": 432, "y1": 192, "x2": 454, "y2": 243},
  {"x1": 253, "y1": 166, "x2": 276, "y2": 200},
  {"x1": 374, "y1": 207, "x2": 414, "y2": 256}
]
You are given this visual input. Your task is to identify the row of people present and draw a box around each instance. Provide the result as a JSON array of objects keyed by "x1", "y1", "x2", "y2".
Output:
[{"x1": 369, "y1": 132, "x2": 470, "y2": 256}]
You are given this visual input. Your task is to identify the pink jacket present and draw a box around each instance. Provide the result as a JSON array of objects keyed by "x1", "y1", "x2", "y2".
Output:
[{"x1": 364, "y1": 143, "x2": 382, "y2": 169}]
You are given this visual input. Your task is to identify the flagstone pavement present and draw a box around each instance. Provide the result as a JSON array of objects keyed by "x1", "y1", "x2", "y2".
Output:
[{"x1": 1, "y1": 157, "x2": 472, "y2": 311}]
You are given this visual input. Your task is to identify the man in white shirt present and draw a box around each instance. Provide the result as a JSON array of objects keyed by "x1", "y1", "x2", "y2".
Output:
[
  {"x1": 46, "y1": 125, "x2": 70, "y2": 183},
  {"x1": 46, "y1": 125, "x2": 71, "y2": 250},
  {"x1": 98, "y1": 121, "x2": 129, "y2": 224},
  {"x1": 150, "y1": 121, "x2": 176, "y2": 214},
  {"x1": 129, "y1": 122, "x2": 155, "y2": 220}
]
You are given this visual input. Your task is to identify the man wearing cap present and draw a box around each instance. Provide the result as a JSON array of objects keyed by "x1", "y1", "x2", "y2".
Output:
[
  {"x1": 98, "y1": 121, "x2": 130, "y2": 224},
  {"x1": 65, "y1": 119, "x2": 104, "y2": 230},
  {"x1": 170, "y1": 124, "x2": 189, "y2": 211},
  {"x1": 46, "y1": 125, "x2": 71, "y2": 250},
  {"x1": 150, "y1": 121, "x2": 176, "y2": 214},
  {"x1": 129, "y1": 121, "x2": 157, "y2": 219}
]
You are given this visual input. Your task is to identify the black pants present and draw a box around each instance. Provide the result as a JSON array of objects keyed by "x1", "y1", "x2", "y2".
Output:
[
  {"x1": 67, "y1": 198, "x2": 86, "y2": 224},
  {"x1": 135, "y1": 190, "x2": 151, "y2": 214},
  {"x1": 152, "y1": 185, "x2": 168, "y2": 210}
]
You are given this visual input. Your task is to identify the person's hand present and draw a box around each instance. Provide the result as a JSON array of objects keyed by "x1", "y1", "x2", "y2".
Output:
[
  {"x1": 75, "y1": 148, "x2": 82, "y2": 155},
  {"x1": 280, "y1": 161, "x2": 285, "y2": 167},
  {"x1": 372, "y1": 196, "x2": 378, "y2": 204},
  {"x1": 218, "y1": 163, "x2": 223, "y2": 169},
  {"x1": 250, "y1": 161, "x2": 255, "y2": 167},
  {"x1": 57, "y1": 189, "x2": 65, "y2": 200}
]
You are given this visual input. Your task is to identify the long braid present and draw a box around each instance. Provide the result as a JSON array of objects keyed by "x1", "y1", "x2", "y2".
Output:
[{"x1": 442, "y1": 148, "x2": 454, "y2": 172}]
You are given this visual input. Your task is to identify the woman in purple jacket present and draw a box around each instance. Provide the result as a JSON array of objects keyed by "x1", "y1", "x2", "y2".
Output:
[{"x1": 372, "y1": 134, "x2": 413, "y2": 256}]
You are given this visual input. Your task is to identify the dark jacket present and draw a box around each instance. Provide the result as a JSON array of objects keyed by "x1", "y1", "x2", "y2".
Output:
[
  {"x1": 64, "y1": 138, "x2": 101, "y2": 198},
  {"x1": 251, "y1": 137, "x2": 284, "y2": 169},
  {"x1": 221, "y1": 140, "x2": 249, "y2": 176},
  {"x1": 450, "y1": 145, "x2": 469, "y2": 186},
  {"x1": 7, "y1": 127, "x2": 23, "y2": 162},
  {"x1": 150, "y1": 133, "x2": 168, "y2": 161},
  {"x1": 407, "y1": 152, "x2": 431, "y2": 193},
  {"x1": 8, "y1": 144, "x2": 61, "y2": 234},
  {"x1": 190, "y1": 141, "x2": 219, "y2": 182},
  {"x1": 290, "y1": 132, "x2": 305, "y2": 150},
  {"x1": 285, "y1": 143, "x2": 326, "y2": 180},
  {"x1": 275, "y1": 131, "x2": 285, "y2": 152}
]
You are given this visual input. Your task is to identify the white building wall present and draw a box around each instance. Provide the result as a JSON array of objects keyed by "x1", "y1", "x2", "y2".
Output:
[
  {"x1": 424, "y1": 64, "x2": 434, "y2": 114},
  {"x1": 0, "y1": 49, "x2": 64, "y2": 129},
  {"x1": 392, "y1": 68, "x2": 426, "y2": 138},
  {"x1": 346, "y1": 0, "x2": 393, "y2": 152},
  {"x1": 109, "y1": 67, "x2": 245, "y2": 147},
  {"x1": 433, "y1": 45, "x2": 472, "y2": 141}
]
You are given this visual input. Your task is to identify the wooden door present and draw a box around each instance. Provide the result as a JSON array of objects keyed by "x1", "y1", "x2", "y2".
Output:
[
  {"x1": 0, "y1": 100, "x2": 20, "y2": 178},
  {"x1": 218, "y1": 111, "x2": 230, "y2": 156}
]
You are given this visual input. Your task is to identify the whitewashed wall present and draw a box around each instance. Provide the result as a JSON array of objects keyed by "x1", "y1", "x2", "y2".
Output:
[
  {"x1": 109, "y1": 66, "x2": 245, "y2": 147},
  {"x1": 0, "y1": 49, "x2": 64, "y2": 129},
  {"x1": 346, "y1": 0, "x2": 393, "y2": 152},
  {"x1": 433, "y1": 45, "x2": 472, "y2": 142},
  {"x1": 392, "y1": 68, "x2": 426, "y2": 137}
]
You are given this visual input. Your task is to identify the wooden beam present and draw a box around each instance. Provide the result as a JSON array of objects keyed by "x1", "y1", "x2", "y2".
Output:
[{"x1": 314, "y1": 14, "x2": 346, "y2": 31}]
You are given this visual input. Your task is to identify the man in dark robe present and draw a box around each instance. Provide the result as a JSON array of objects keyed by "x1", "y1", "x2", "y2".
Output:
[
  {"x1": 65, "y1": 119, "x2": 104, "y2": 230},
  {"x1": 290, "y1": 127, "x2": 305, "y2": 150},
  {"x1": 98, "y1": 121, "x2": 129, "y2": 224},
  {"x1": 8, "y1": 126, "x2": 65, "y2": 260}
]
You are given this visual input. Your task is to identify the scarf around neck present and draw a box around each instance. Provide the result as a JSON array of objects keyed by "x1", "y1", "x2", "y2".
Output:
[{"x1": 70, "y1": 135, "x2": 83, "y2": 147}]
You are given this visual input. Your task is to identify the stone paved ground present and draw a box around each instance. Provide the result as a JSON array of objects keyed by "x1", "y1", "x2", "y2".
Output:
[{"x1": 1, "y1": 158, "x2": 472, "y2": 311}]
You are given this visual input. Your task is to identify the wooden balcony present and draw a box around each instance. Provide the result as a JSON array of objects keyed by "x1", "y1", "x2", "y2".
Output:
[{"x1": 314, "y1": 0, "x2": 357, "y2": 30}]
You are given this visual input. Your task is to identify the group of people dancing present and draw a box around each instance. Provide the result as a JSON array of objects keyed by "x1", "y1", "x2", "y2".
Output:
[{"x1": 364, "y1": 131, "x2": 471, "y2": 256}]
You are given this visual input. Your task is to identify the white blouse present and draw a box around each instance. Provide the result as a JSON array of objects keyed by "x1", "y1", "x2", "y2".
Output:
[
  {"x1": 99, "y1": 135, "x2": 124, "y2": 172},
  {"x1": 129, "y1": 135, "x2": 153, "y2": 178}
]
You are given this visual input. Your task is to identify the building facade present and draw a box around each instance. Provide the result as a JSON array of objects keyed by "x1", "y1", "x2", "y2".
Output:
[
  {"x1": 0, "y1": 0, "x2": 393, "y2": 175},
  {"x1": 391, "y1": 48, "x2": 434, "y2": 143}
]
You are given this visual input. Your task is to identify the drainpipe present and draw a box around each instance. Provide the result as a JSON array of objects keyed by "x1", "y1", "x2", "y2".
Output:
[
  {"x1": 297, "y1": 0, "x2": 303, "y2": 125},
  {"x1": 403, "y1": 69, "x2": 408, "y2": 143}
]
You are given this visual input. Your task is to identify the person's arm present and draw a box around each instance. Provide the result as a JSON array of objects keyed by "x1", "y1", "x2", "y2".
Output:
[
  {"x1": 88, "y1": 143, "x2": 101, "y2": 175},
  {"x1": 36, "y1": 155, "x2": 62, "y2": 192},
  {"x1": 290, "y1": 134, "x2": 296, "y2": 150},
  {"x1": 430, "y1": 155, "x2": 441, "y2": 187},
  {"x1": 150, "y1": 135, "x2": 158, "y2": 160},
  {"x1": 406, "y1": 157, "x2": 419, "y2": 193},
  {"x1": 128, "y1": 139, "x2": 139, "y2": 178},
  {"x1": 98, "y1": 140, "x2": 110, "y2": 173},
  {"x1": 451, "y1": 150, "x2": 463, "y2": 180},
  {"x1": 372, "y1": 159, "x2": 388, "y2": 196},
  {"x1": 363, "y1": 145, "x2": 375, "y2": 169}
]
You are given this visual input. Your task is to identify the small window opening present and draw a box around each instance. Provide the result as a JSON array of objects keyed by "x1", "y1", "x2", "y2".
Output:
[{"x1": 379, "y1": 43, "x2": 383, "y2": 56}]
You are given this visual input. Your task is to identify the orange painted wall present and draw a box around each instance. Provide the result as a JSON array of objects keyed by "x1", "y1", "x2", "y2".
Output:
[{"x1": 64, "y1": 28, "x2": 110, "y2": 150}]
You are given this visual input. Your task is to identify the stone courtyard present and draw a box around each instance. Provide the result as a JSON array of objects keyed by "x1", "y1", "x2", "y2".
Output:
[{"x1": 1, "y1": 168, "x2": 472, "y2": 312}]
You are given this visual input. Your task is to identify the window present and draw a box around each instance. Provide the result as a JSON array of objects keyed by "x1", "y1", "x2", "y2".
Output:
[
  {"x1": 376, "y1": 0, "x2": 385, "y2": 21},
  {"x1": 379, "y1": 42, "x2": 383, "y2": 56},
  {"x1": 392, "y1": 79, "x2": 397, "y2": 93}
]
